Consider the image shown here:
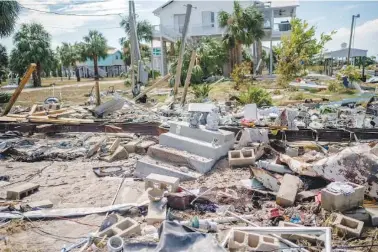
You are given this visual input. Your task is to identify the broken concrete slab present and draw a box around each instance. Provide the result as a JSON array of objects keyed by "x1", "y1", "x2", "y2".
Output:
[
  {"x1": 87, "y1": 136, "x2": 107, "y2": 158},
  {"x1": 7, "y1": 183, "x2": 40, "y2": 200},
  {"x1": 364, "y1": 208, "x2": 378, "y2": 226},
  {"x1": 26, "y1": 200, "x2": 53, "y2": 209},
  {"x1": 148, "y1": 144, "x2": 214, "y2": 174},
  {"x1": 321, "y1": 182, "x2": 364, "y2": 212},
  {"x1": 188, "y1": 103, "x2": 215, "y2": 113},
  {"x1": 257, "y1": 160, "x2": 294, "y2": 174},
  {"x1": 135, "y1": 156, "x2": 202, "y2": 181},
  {"x1": 145, "y1": 173, "x2": 179, "y2": 192},
  {"x1": 276, "y1": 174, "x2": 303, "y2": 207},
  {"x1": 251, "y1": 167, "x2": 282, "y2": 192},
  {"x1": 124, "y1": 139, "x2": 141, "y2": 153},
  {"x1": 146, "y1": 198, "x2": 167, "y2": 225},
  {"x1": 331, "y1": 213, "x2": 364, "y2": 237},
  {"x1": 159, "y1": 132, "x2": 232, "y2": 160},
  {"x1": 105, "y1": 146, "x2": 129, "y2": 162},
  {"x1": 344, "y1": 208, "x2": 371, "y2": 224},
  {"x1": 136, "y1": 140, "x2": 156, "y2": 154},
  {"x1": 168, "y1": 121, "x2": 234, "y2": 144},
  {"x1": 228, "y1": 149, "x2": 255, "y2": 167},
  {"x1": 109, "y1": 138, "x2": 120, "y2": 153}
]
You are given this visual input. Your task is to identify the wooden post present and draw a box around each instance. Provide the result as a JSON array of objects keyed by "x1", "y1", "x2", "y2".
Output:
[
  {"x1": 133, "y1": 74, "x2": 171, "y2": 101},
  {"x1": 95, "y1": 80, "x2": 101, "y2": 106},
  {"x1": 173, "y1": 4, "x2": 192, "y2": 96},
  {"x1": 3, "y1": 63, "x2": 36, "y2": 116},
  {"x1": 181, "y1": 50, "x2": 196, "y2": 106}
]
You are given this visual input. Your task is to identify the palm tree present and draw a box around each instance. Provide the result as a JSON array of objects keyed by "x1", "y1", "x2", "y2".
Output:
[
  {"x1": 218, "y1": 1, "x2": 264, "y2": 70},
  {"x1": 80, "y1": 30, "x2": 108, "y2": 80},
  {"x1": 0, "y1": 1, "x2": 20, "y2": 38},
  {"x1": 0, "y1": 44, "x2": 8, "y2": 84},
  {"x1": 10, "y1": 23, "x2": 53, "y2": 87},
  {"x1": 58, "y1": 43, "x2": 81, "y2": 81},
  {"x1": 120, "y1": 17, "x2": 153, "y2": 43}
]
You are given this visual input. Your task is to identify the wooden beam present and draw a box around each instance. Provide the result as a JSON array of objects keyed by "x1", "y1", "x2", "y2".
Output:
[
  {"x1": 29, "y1": 116, "x2": 94, "y2": 125},
  {"x1": 180, "y1": 50, "x2": 196, "y2": 106},
  {"x1": 133, "y1": 74, "x2": 171, "y2": 101},
  {"x1": 28, "y1": 104, "x2": 38, "y2": 116},
  {"x1": 32, "y1": 108, "x2": 69, "y2": 116},
  {"x1": 3, "y1": 63, "x2": 36, "y2": 116}
]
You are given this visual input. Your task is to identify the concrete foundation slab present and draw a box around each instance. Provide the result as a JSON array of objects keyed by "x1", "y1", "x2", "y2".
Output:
[
  {"x1": 148, "y1": 144, "x2": 214, "y2": 174},
  {"x1": 159, "y1": 132, "x2": 232, "y2": 159},
  {"x1": 169, "y1": 121, "x2": 234, "y2": 144},
  {"x1": 134, "y1": 156, "x2": 202, "y2": 181}
]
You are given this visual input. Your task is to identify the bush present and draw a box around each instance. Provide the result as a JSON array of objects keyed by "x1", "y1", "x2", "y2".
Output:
[
  {"x1": 0, "y1": 92, "x2": 11, "y2": 103},
  {"x1": 273, "y1": 89, "x2": 281, "y2": 95},
  {"x1": 289, "y1": 92, "x2": 305, "y2": 100},
  {"x1": 231, "y1": 62, "x2": 251, "y2": 90},
  {"x1": 124, "y1": 78, "x2": 131, "y2": 87},
  {"x1": 149, "y1": 70, "x2": 160, "y2": 79},
  {"x1": 192, "y1": 84, "x2": 213, "y2": 100},
  {"x1": 237, "y1": 86, "x2": 272, "y2": 106},
  {"x1": 327, "y1": 80, "x2": 343, "y2": 92},
  {"x1": 337, "y1": 65, "x2": 361, "y2": 82}
]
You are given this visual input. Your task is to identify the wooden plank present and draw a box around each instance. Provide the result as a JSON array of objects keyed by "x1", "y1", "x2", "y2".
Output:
[
  {"x1": 3, "y1": 64, "x2": 36, "y2": 116},
  {"x1": 6, "y1": 114, "x2": 28, "y2": 118},
  {"x1": 0, "y1": 117, "x2": 24, "y2": 122},
  {"x1": 48, "y1": 110, "x2": 76, "y2": 119},
  {"x1": 181, "y1": 50, "x2": 197, "y2": 106},
  {"x1": 133, "y1": 74, "x2": 171, "y2": 101},
  {"x1": 29, "y1": 116, "x2": 94, "y2": 125},
  {"x1": 28, "y1": 104, "x2": 38, "y2": 116},
  {"x1": 32, "y1": 108, "x2": 69, "y2": 116}
]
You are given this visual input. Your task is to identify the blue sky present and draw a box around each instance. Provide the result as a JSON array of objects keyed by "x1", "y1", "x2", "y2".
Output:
[{"x1": 1, "y1": 0, "x2": 378, "y2": 56}]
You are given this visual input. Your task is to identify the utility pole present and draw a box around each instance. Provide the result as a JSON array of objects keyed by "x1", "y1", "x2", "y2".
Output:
[
  {"x1": 347, "y1": 14, "x2": 360, "y2": 65},
  {"x1": 129, "y1": 0, "x2": 135, "y2": 90},
  {"x1": 173, "y1": 4, "x2": 192, "y2": 96}
]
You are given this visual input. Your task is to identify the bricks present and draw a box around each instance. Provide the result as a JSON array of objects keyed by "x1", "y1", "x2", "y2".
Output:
[
  {"x1": 147, "y1": 198, "x2": 167, "y2": 225},
  {"x1": 228, "y1": 230, "x2": 280, "y2": 251},
  {"x1": 26, "y1": 200, "x2": 53, "y2": 209},
  {"x1": 276, "y1": 174, "x2": 302, "y2": 207},
  {"x1": 228, "y1": 149, "x2": 255, "y2": 167},
  {"x1": 145, "y1": 173, "x2": 179, "y2": 192},
  {"x1": 321, "y1": 182, "x2": 364, "y2": 212},
  {"x1": 330, "y1": 213, "x2": 364, "y2": 237},
  {"x1": 7, "y1": 183, "x2": 39, "y2": 200},
  {"x1": 105, "y1": 146, "x2": 128, "y2": 162},
  {"x1": 278, "y1": 221, "x2": 323, "y2": 244},
  {"x1": 99, "y1": 217, "x2": 141, "y2": 238}
]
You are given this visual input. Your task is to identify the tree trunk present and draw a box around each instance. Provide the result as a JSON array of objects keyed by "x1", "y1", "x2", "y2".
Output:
[
  {"x1": 94, "y1": 55, "x2": 99, "y2": 80},
  {"x1": 33, "y1": 62, "x2": 42, "y2": 87},
  {"x1": 68, "y1": 67, "x2": 71, "y2": 80},
  {"x1": 236, "y1": 42, "x2": 243, "y2": 64},
  {"x1": 256, "y1": 40, "x2": 263, "y2": 75},
  {"x1": 75, "y1": 66, "x2": 80, "y2": 82}
]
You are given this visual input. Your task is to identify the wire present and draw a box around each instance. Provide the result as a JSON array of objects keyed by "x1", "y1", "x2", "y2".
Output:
[
  {"x1": 22, "y1": 0, "x2": 112, "y2": 6},
  {"x1": 20, "y1": 5, "x2": 123, "y2": 16},
  {"x1": 44, "y1": 25, "x2": 122, "y2": 30}
]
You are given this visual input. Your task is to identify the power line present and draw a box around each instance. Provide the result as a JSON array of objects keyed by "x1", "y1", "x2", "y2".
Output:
[
  {"x1": 22, "y1": 0, "x2": 112, "y2": 6},
  {"x1": 20, "y1": 5, "x2": 123, "y2": 16},
  {"x1": 44, "y1": 25, "x2": 123, "y2": 30}
]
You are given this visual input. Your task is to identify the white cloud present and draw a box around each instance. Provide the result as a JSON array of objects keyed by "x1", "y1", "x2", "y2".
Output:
[
  {"x1": 325, "y1": 19, "x2": 378, "y2": 56},
  {"x1": 342, "y1": 4, "x2": 360, "y2": 11}
]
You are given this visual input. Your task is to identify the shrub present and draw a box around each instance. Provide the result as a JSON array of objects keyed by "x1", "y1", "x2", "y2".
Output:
[
  {"x1": 237, "y1": 86, "x2": 272, "y2": 106},
  {"x1": 337, "y1": 65, "x2": 361, "y2": 82},
  {"x1": 192, "y1": 84, "x2": 213, "y2": 100},
  {"x1": 327, "y1": 80, "x2": 343, "y2": 92},
  {"x1": 273, "y1": 89, "x2": 281, "y2": 95},
  {"x1": 231, "y1": 62, "x2": 251, "y2": 90},
  {"x1": 289, "y1": 92, "x2": 305, "y2": 100},
  {"x1": 149, "y1": 70, "x2": 161, "y2": 79},
  {"x1": 0, "y1": 92, "x2": 11, "y2": 103}
]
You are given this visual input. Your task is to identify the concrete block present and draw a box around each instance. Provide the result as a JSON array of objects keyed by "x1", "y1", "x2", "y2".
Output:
[
  {"x1": 276, "y1": 174, "x2": 302, "y2": 207},
  {"x1": 228, "y1": 230, "x2": 280, "y2": 251},
  {"x1": 148, "y1": 144, "x2": 215, "y2": 174},
  {"x1": 365, "y1": 208, "x2": 378, "y2": 226},
  {"x1": 331, "y1": 213, "x2": 364, "y2": 237},
  {"x1": 99, "y1": 217, "x2": 141, "y2": 238},
  {"x1": 7, "y1": 183, "x2": 39, "y2": 200},
  {"x1": 135, "y1": 156, "x2": 202, "y2": 181},
  {"x1": 43, "y1": 103, "x2": 61, "y2": 110},
  {"x1": 145, "y1": 173, "x2": 179, "y2": 192},
  {"x1": 321, "y1": 182, "x2": 364, "y2": 212},
  {"x1": 188, "y1": 103, "x2": 215, "y2": 113},
  {"x1": 278, "y1": 221, "x2": 323, "y2": 244},
  {"x1": 26, "y1": 200, "x2": 53, "y2": 209},
  {"x1": 344, "y1": 208, "x2": 371, "y2": 224},
  {"x1": 105, "y1": 146, "x2": 128, "y2": 162},
  {"x1": 159, "y1": 132, "x2": 233, "y2": 159},
  {"x1": 244, "y1": 104, "x2": 257, "y2": 120},
  {"x1": 125, "y1": 139, "x2": 141, "y2": 153},
  {"x1": 228, "y1": 149, "x2": 255, "y2": 167},
  {"x1": 168, "y1": 121, "x2": 234, "y2": 144},
  {"x1": 147, "y1": 198, "x2": 167, "y2": 225},
  {"x1": 136, "y1": 140, "x2": 156, "y2": 154}
]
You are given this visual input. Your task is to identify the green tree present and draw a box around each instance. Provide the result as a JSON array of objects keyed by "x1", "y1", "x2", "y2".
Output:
[
  {"x1": 10, "y1": 23, "x2": 53, "y2": 87},
  {"x1": 0, "y1": 44, "x2": 8, "y2": 84},
  {"x1": 80, "y1": 30, "x2": 108, "y2": 80},
  {"x1": 0, "y1": 1, "x2": 20, "y2": 38},
  {"x1": 120, "y1": 17, "x2": 153, "y2": 43},
  {"x1": 58, "y1": 43, "x2": 81, "y2": 81},
  {"x1": 274, "y1": 18, "x2": 334, "y2": 85},
  {"x1": 218, "y1": 1, "x2": 264, "y2": 70}
]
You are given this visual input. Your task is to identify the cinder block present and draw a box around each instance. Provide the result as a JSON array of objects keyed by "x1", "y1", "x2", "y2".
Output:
[
  {"x1": 169, "y1": 121, "x2": 234, "y2": 144},
  {"x1": 228, "y1": 230, "x2": 280, "y2": 251},
  {"x1": 331, "y1": 213, "x2": 364, "y2": 237},
  {"x1": 125, "y1": 139, "x2": 141, "y2": 153},
  {"x1": 147, "y1": 198, "x2": 167, "y2": 225},
  {"x1": 134, "y1": 156, "x2": 202, "y2": 181},
  {"x1": 145, "y1": 173, "x2": 179, "y2": 192},
  {"x1": 159, "y1": 132, "x2": 233, "y2": 159},
  {"x1": 148, "y1": 144, "x2": 215, "y2": 174},
  {"x1": 276, "y1": 174, "x2": 302, "y2": 207},
  {"x1": 105, "y1": 146, "x2": 128, "y2": 162},
  {"x1": 321, "y1": 182, "x2": 364, "y2": 212},
  {"x1": 26, "y1": 200, "x2": 53, "y2": 209},
  {"x1": 278, "y1": 221, "x2": 323, "y2": 244},
  {"x1": 136, "y1": 140, "x2": 156, "y2": 154},
  {"x1": 99, "y1": 217, "x2": 141, "y2": 238},
  {"x1": 365, "y1": 207, "x2": 378, "y2": 226},
  {"x1": 7, "y1": 183, "x2": 39, "y2": 200},
  {"x1": 228, "y1": 149, "x2": 255, "y2": 167},
  {"x1": 188, "y1": 103, "x2": 215, "y2": 113}
]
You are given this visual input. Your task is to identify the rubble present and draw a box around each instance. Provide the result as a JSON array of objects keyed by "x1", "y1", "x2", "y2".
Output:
[{"x1": 276, "y1": 174, "x2": 303, "y2": 207}]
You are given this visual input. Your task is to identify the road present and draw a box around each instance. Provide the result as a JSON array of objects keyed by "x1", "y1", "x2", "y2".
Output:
[{"x1": 1, "y1": 79, "x2": 124, "y2": 93}]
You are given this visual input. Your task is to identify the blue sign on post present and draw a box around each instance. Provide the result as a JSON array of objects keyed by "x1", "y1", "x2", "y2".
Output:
[{"x1": 153, "y1": 48, "x2": 161, "y2": 56}]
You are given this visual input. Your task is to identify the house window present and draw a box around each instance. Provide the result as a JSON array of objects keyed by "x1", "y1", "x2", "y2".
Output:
[
  {"x1": 202, "y1": 11, "x2": 215, "y2": 28},
  {"x1": 116, "y1": 55, "x2": 119, "y2": 60},
  {"x1": 174, "y1": 14, "x2": 186, "y2": 33}
]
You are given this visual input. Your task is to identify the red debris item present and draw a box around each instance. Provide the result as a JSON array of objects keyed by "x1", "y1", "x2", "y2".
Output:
[
  {"x1": 315, "y1": 192, "x2": 322, "y2": 203},
  {"x1": 270, "y1": 208, "x2": 281, "y2": 219}
]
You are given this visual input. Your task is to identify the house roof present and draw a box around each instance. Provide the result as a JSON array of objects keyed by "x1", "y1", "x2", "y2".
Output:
[
  {"x1": 107, "y1": 48, "x2": 121, "y2": 55},
  {"x1": 324, "y1": 48, "x2": 368, "y2": 59},
  {"x1": 153, "y1": 0, "x2": 174, "y2": 15}
]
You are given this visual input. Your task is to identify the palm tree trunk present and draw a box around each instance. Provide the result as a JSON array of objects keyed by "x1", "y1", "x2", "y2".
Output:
[
  {"x1": 75, "y1": 66, "x2": 80, "y2": 82},
  {"x1": 236, "y1": 42, "x2": 243, "y2": 64},
  {"x1": 94, "y1": 55, "x2": 99, "y2": 80},
  {"x1": 33, "y1": 62, "x2": 42, "y2": 87},
  {"x1": 68, "y1": 67, "x2": 71, "y2": 80}
]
